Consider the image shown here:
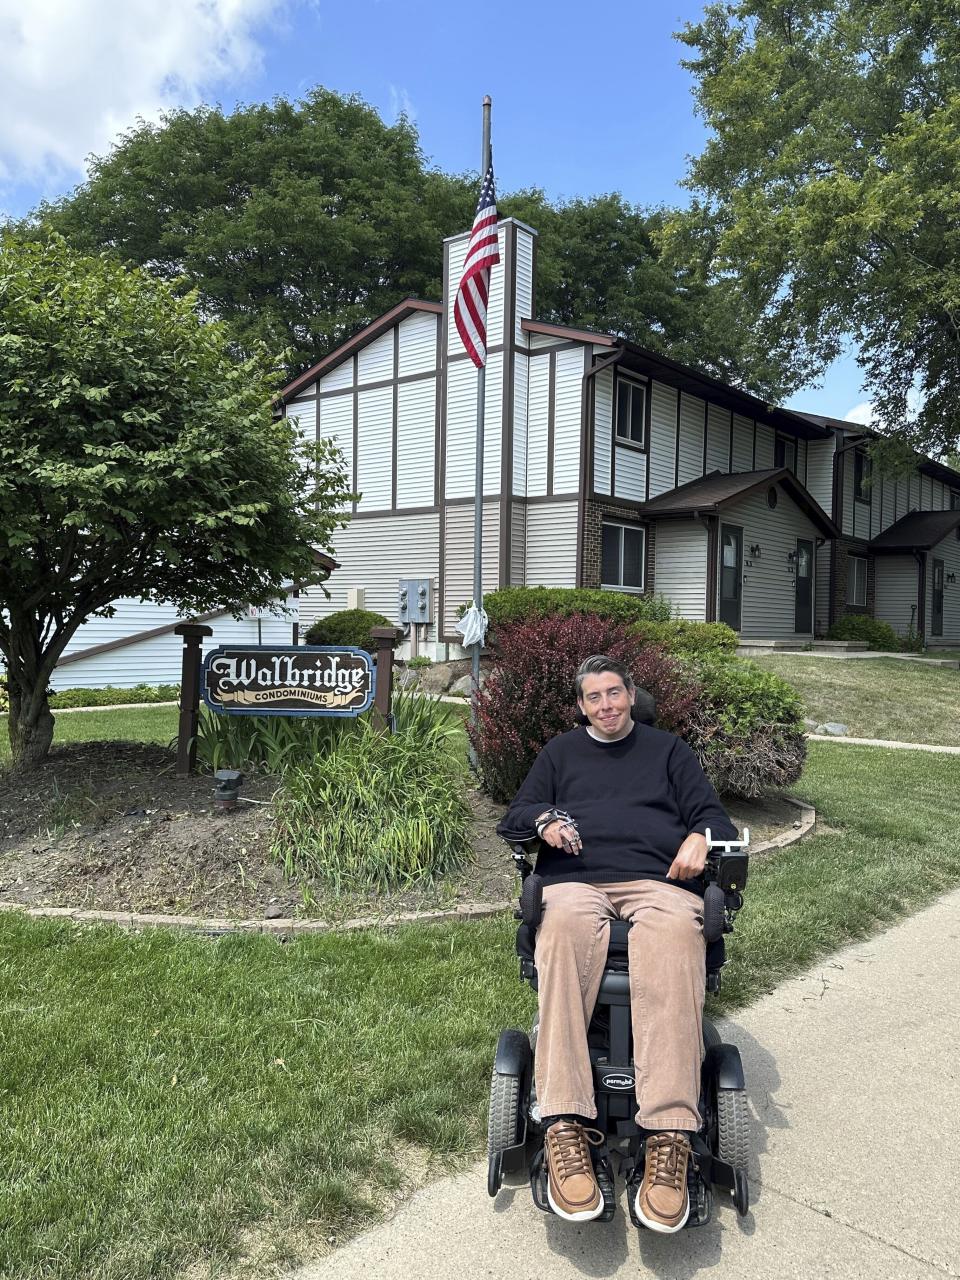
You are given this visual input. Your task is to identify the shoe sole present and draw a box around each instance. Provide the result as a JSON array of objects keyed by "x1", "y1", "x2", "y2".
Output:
[
  {"x1": 634, "y1": 1191, "x2": 690, "y2": 1234},
  {"x1": 546, "y1": 1181, "x2": 605, "y2": 1222}
]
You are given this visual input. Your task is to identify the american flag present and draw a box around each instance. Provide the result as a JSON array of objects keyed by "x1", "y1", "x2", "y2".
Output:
[{"x1": 454, "y1": 164, "x2": 500, "y2": 368}]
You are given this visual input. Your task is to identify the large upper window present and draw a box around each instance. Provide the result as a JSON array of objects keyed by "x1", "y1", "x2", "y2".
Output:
[
  {"x1": 951, "y1": 490, "x2": 960, "y2": 510},
  {"x1": 847, "y1": 554, "x2": 868, "y2": 607},
  {"x1": 601, "y1": 522, "x2": 645, "y2": 592},
  {"x1": 774, "y1": 435, "x2": 797, "y2": 474},
  {"x1": 854, "y1": 449, "x2": 872, "y2": 502},
  {"x1": 615, "y1": 376, "x2": 646, "y2": 447}
]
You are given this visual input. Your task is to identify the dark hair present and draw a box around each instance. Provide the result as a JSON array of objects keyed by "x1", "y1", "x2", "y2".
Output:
[{"x1": 574, "y1": 654, "x2": 635, "y2": 700}]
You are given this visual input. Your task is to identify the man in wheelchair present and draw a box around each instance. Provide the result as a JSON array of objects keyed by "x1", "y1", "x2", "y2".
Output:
[{"x1": 492, "y1": 654, "x2": 748, "y2": 1233}]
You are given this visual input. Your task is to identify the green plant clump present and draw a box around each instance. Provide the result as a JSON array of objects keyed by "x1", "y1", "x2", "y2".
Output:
[
  {"x1": 193, "y1": 707, "x2": 344, "y2": 774},
  {"x1": 827, "y1": 614, "x2": 900, "y2": 651},
  {"x1": 406, "y1": 655, "x2": 433, "y2": 670},
  {"x1": 48, "y1": 683, "x2": 181, "y2": 710},
  {"x1": 304, "y1": 609, "x2": 395, "y2": 654},
  {"x1": 273, "y1": 694, "x2": 469, "y2": 892},
  {"x1": 0, "y1": 679, "x2": 8, "y2": 716},
  {"x1": 632, "y1": 619, "x2": 739, "y2": 657},
  {"x1": 478, "y1": 587, "x2": 673, "y2": 634}
]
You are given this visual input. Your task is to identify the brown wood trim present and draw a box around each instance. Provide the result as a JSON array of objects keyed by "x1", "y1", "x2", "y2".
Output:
[
  {"x1": 500, "y1": 220, "x2": 516, "y2": 587},
  {"x1": 705, "y1": 516, "x2": 719, "y2": 623},
  {"x1": 752, "y1": 420, "x2": 757, "y2": 470},
  {"x1": 515, "y1": 492, "x2": 581, "y2": 506},
  {"x1": 674, "y1": 387, "x2": 681, "y2": 488},
  {"x1": 917, "y1": 551, "x2": 927, "y2": 638},
  {"x1": 728, "y1": 410, "x2": 734, "y2": 473},
  {"x1": 547, "y1": 350, "x2": 556, "y2": 497},
  {"x1": 351, "y1": 355, "x2": 359, "y2": 515},
  {"x1": 521, "y1": 339, "x2": 591, "y2": 355},
  {"x1": 522, "y1": 318, "x2": 616, "y2": 347},
  {"x1": 348, "y1": 504, "x2": 439, "y2": 520},
  {"x1": 434, "y1": 314, "x2": 442, "y2": 509},
  {"x1": 644, "y1": 385, "x2": 653, "y2": 500},
  {"x1": 317, "y1": 368, "x2": 438, "y2": 399},
  {"x1": 702, "y1": 401, "x2": 708, "y2": 476},
  {"x1": 280, "y1": 299, "x2": 443, "y2": 401},
  {"x1": 446, "y1": 344, "x2": 505, "y2": 365},
  {"x1": 391, "y1": 326, "x2": 399, "y2": 511}
]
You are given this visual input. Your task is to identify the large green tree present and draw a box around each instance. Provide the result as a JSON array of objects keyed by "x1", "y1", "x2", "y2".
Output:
[
  {"x1": 20, "y1": 88, "x2": 769, "y2": 392},
  {"x1": 0, "y1": 236, "x2": 353, "y2": 770},
  {"x1": 665, "y1": 0, "x2": 960, "y2": 457}
]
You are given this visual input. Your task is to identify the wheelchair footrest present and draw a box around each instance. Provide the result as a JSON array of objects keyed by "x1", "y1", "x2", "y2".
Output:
[
  {"x1": 529, "y1": 1145, "x2": 617, "y2": 1222},
  {"x1": 622, "y1": 1150, "x2": 713, "y2": 1230}
]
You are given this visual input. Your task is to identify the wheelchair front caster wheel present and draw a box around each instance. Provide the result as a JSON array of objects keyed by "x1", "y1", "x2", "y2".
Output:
[{"x1": 733, "y1": 1168, "x2": 749, "y2": 1217}]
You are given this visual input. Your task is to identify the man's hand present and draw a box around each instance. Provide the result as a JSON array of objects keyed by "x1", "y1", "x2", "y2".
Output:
[
  {"x1": 540, "y1": 818, "x2": 582, "y2": 856},
  {"x1": 666, "y1": 832, "x2": 709, "y2": 881}
]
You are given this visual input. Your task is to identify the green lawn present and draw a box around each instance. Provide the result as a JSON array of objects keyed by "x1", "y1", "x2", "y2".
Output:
[
  {"x1": 748, "y1": 654, "x2": 960, "y2": 746},
  {"x1": 0, "y1": 704, "x2": 180, "y2": 763},
  {"x1": 2, "y1": 741, "x2": 960, "y2": 1279}
]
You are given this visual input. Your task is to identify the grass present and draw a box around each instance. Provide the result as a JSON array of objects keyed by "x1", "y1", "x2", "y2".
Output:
[
  {"x1": 2, "y1": 740, "x2": 960, "y2": 1278},
  {"x1": 747, "y1": 654, "x2": 960, "y2": 746},
  {"x1": 0, "y1": 704, "x2": 181, "y2": 764}
]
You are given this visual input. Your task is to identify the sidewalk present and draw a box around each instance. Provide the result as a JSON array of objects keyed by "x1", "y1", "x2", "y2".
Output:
[{"x1": 290, "y1": 887, "x2": 960, "y2": 1280}]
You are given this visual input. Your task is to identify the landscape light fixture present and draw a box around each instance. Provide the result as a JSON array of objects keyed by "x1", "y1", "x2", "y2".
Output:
[{"x1": 213, "y1": 769, "x2": 244, "y2": 810}]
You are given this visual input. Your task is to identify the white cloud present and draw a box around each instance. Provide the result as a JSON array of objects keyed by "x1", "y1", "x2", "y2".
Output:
[
  {"x1": 388, "y1": 83, "x2": 417, "y2": 122},
  {"x1": 0, "y1": 0, "x2": 287, "y2": 193},
  {"x1": 844, "y1": 401, "x2": 875, "y2": 426}
]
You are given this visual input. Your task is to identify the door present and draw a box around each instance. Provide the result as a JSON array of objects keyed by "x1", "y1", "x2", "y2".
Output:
[
  {"x1": 718, "y1": 524, "x2": 743, "y2": 630},
  {"x1": 932, "y1": 559, "x2": 944, "y2": 636},
  {"x1": 795, "y1": 539, "x2": 814, "y2": 634}
]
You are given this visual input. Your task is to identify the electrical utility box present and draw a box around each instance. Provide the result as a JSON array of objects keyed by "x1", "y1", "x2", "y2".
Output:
[{"x1": 398, "y1": 578, "x2": 433, "y2": 625}]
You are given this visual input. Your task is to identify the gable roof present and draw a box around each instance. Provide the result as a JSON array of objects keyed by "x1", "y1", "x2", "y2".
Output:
[
  {"x1": 795, "y1": 412, "x2": 960, "y2": 489},
  {"x1": 869, "y1": 510, "x2": 960, "y2": 552},
  {"x1": 280, "y1": 300, "x2": 443, "y2": 402},
  {"x1": 638, "y1": 468, "x2": 839, "y2": 537}
]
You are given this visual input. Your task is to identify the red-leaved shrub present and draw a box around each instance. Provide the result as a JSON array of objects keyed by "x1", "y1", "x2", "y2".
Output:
[{"x1": 469, "y1": 613, "x2": 701, "y2": 802}]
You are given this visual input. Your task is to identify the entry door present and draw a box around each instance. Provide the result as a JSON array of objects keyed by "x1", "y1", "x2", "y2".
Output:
[
  {"x1": 718, "y1": 525, "x2": 743, "y2": 630},
  {"x1": 932, "y1": 559, "x2": 944, "y2": 636},
  {"x1": 795, "y1": 539, "x2": 814, "y2": 634}
]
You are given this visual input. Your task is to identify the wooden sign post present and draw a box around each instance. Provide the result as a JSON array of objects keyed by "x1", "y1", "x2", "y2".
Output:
[
  {"x1": 174, "y1": 622, "x2": 214, "y2": 776},
  {"x1": 371, "y1": 626, "x2": 403, "y2": 730}
]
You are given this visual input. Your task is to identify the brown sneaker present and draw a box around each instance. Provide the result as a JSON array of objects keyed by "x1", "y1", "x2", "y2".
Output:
[
  {"x1": 634, "y1": 1132, "x2": 691, "y2": 1233},
  {"x1": 544, "y1": 1121, "x2": 605, "y2": 1221}
]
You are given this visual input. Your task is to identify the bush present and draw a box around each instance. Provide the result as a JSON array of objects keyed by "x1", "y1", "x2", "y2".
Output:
[
  {"x1": 304, "y1": 608, "x2": 395, "y2": 654},
  {"x1": 48, "y1": 683, "x2": 181, "y2": 709},
  {"x1": 827, "y1": 614, "x2": 900, "y2": 651},
  {"x1": 469, "y1": 613, "x2": 701, "y2": 802},
  {"x1": 0, "y1": 678, "x2": 8, "y2": 715},
  {"x1": 632, "y1": 619, "x2": 739, "y2": 658},
  {"x1": 272, "y1": 693, "x2": 470, "y2": 891},
  {"x1": 479, "y1": 587, "x2": 673, "y2": 635}
]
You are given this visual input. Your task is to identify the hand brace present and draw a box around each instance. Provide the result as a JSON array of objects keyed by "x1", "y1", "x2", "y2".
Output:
[{"x1": 535, "y1": 808, "x2": 581, "y2": 855}]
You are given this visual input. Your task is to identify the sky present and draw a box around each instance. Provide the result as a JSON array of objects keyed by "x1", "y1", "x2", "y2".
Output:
[{"x1": 0, "y1": 0, "x2": 869, "y2": 420}]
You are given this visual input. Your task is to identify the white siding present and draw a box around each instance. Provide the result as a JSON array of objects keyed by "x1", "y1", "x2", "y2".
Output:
[
  {"x1": 678, "y1": 393, "x2": 705, "y2": 485},
  {"x1": 316, "y1": 396, "x2": 354, "y2": 498},
  {"x1": 754, "y1": 423, "x2": 775, "y2": 469},
  {"x1": 806, "y1": 438, "x2": 835, "y2": 514},
  {"x1": 299, "y1": 512, "x2": 440, "y2": 641},
  {"x1": 50, "y1": 597, "x2": 297, "y2": 690},
  {"x1": 357, "y1": 331, "x2": 393, "y2": 384},
  {"x1": 732, "y1": 414, "x2": 753, "y2": 473},
  {"x1": 481, "y1": 350, "x2": 503, "y2": 495},
  {"x1": 815, "y1": 542, "x2": 831, "y2": 636},
  {"x1": 398, "y1": 312, "x2": 437, "y2": 377},
  {"x1": 446, "y1": 224, "x2": 507, "y2": 354},
  {"x1": 355, "y1": 385, "x2": 392, "y2": 511},
  {"x1": 511, "y1": 503, "x2": 526, "y2": 585},
  {"x1": 841, "y1": 454, "x2": 855, "y2": 534},
  {"x1": 853, "y1": 497, "x2": 871, "y2": 541},
  {"x1": 798, "y1": 439, "x2": 808, "y2": 486},
  {"x1": 909, "y1": 473, "x2": 920, "y2": 510},
  {"x1": 649, "y1": 380, "x2": 678, "y2": 496},
  {"x1": 593, "y1": 367, "x2": 614, "y2": 495},
  {"x1": 318, "y1": 361, "x2": 353, "y2": 393},
  {"x1": 528, "y1": 333, "x2": 558, "y2": 350},
  {"x1": 286, "y1": 398, "x2": 316, "y2": 446},
  {"x1": 552, "y1": 348, "x2": 583, "y2": 493},
  {"x1": 526, "y1": 355, "x2": 550, "y2": 497},
  {"x1": 396, "y1": 379, "x2": 436, "y2": 508},
  {"x1": 614, "y1": 447, "x2": 646, "y2": 501},
  {"x1": 442, "y1": 502, "x2": 500, "y2": 634},
  {"x1": 524, "y1": 502, "x2": 578, "y2": 587},
  {"x1": 513, "y1": 355, "x2": 529, "y2": 496},
  {"x1": 929, "y1": 533, "x2": 960, "y2": 643},
  {"x1": 706, "y1": 403, "x2": 730, "y2": 473},
  {"x1": 443, "y1": 355, "x2": 501, "y2": 499},
  {"x1": 514, "y1": 226, "x2": 535, "y2": 342},
  {"x1": 722, "y1": 484, "x2": 821, "y2": 639},
  {"x1": 880, "y1": 475, "x2": 896, "y2": 532},
  {"x1": 654, "y1": 522, "x2": 707, "y2": 621},
  {"x1": 875, "y1": 556, "x2": 919, "y2": 638}
]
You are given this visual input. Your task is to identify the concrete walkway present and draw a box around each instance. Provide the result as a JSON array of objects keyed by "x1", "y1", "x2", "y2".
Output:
[
  {"x1": 290, "y1": 887, "x2": 960, "y2": 1280},
  {"x1": 806, "y1": 734, "x2": 960, "y2": 753}
]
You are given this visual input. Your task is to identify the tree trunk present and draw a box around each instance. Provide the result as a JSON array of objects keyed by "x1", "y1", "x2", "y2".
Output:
[{"x1": 6, "y1": 679, "x2": 55, "y2": 771}]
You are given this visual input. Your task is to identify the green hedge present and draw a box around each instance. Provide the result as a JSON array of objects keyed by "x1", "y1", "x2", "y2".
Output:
[
  {"x1": 304, "y1": 609, "x2": 395, "y2": 654},
  {"x1": 481, "y1": 587, "x2": 673, "y2": 631},
  {"x1": 47, "y1": 683, "x2": 181, "y2": 709},
  {"x1": 696, "y1": 655, "x2": 804, "y2": 736},
  {"x1": 632, "y1": 619, "x2": 739, "y2": 657},
  {"x1": 827, "y1": 614, "x2": 900, "y2": 651}
]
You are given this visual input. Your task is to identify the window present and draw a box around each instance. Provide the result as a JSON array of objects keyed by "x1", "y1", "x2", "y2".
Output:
[
  {"x1": 601, "y1": 522, "x2": 645, "y2": 592},
  {"x1": 774, "y1": 436, "x2": 797, "y2": 474},
  {"x1": 854, "y1": 449, "x2": 872, "y2": 502},
  {"x1": 951, "y1": 490, "x2": 960, "y2": 510},
  {"x1": 615, "y1": 376, "x2": 646, "y2": 447},
  {"x1": 847, "y1": 555, "x2": 868, "y2": 607}
]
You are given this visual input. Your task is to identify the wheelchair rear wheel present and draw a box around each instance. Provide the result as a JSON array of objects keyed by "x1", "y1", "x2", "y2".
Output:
[{"x1": 717, "y1": 1087, "x2": 750, "y2": 1215}]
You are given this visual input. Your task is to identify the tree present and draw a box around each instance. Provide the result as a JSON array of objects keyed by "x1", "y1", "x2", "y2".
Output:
[
  {"x1": 0, "y1": 236, "x2": 353, "y2": 770},
  {"x1": 19, "y1": 87, "x2": 770, "y2": 393},
  {"x1": 664, "y1": 1, "x2": 960, "y2": 458}
]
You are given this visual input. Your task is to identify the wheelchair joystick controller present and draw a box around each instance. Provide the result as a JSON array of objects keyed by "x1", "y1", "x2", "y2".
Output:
[{"x1": 703, "y1": 828, "x2": 750, "y2": 944}]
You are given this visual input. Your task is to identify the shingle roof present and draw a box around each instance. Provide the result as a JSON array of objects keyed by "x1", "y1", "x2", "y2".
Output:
[
  {"x1": 637, "y1": 468, "x2": 838, "y2": 537},
  {"x1": 870, "y1": 510, "x2": 960, "y2": 551}
]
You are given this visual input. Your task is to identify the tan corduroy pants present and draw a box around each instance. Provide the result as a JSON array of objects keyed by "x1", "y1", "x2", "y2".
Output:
[{"x1": 534, "y1": 878, "x2": 706, "y2": 1132}]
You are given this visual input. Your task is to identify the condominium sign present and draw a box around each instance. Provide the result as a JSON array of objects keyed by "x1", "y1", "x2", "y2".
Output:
[{"x1": 202, "y1": 646, "x2": 375, "y2": 717}]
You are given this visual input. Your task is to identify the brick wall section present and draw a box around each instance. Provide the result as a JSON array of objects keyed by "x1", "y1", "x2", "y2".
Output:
[
  {"x1": 831, "y1": 537, "x2": 876, "y2": 626},
  {"x1": 581, "y1": 499, "x2": 655, "y2": 594}
]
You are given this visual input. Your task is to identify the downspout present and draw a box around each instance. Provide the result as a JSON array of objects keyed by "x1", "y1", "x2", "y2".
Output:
[
  {"x1": 696, "y1": 511, "x2": 719, "y2": 623},
  {"x1": 914, "y1": 550, "x2": 927, "y2": 644},
  {"x1": 576, "y1": 349, "x2": 624, "y2": 587}
]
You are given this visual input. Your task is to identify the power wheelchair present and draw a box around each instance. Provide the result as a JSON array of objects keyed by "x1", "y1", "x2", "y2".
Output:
[{"x1": 486, "y1": 700, "x2": 752, "y2": 1229}]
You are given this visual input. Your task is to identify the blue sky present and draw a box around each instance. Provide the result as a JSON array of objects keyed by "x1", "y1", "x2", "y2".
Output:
[{"x1": 0, "y1": 0, "x2": 868, "y2": 419}]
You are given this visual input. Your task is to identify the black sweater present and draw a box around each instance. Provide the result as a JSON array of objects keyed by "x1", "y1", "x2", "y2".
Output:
[{"x1": 498, "y1": 723, "x2": 737, "y2": 894}]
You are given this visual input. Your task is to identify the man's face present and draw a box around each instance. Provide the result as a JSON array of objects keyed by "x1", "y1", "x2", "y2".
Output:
[{"x1": 578, "y1": 672, "x2": 634, "y2": 740}]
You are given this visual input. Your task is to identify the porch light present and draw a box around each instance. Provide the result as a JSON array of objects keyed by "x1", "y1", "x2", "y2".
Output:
[
  {"x1": 749, "y1": 544, "x2": 762, "y2": 559},
  {"x1": 948, "y1": 572, "x2": 957, "y2": 585},
  {"x1": 786, "y1": 550, "x2": 797, "y2": 562}
]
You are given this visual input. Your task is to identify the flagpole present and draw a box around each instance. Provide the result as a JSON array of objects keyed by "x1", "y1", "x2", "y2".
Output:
[{"x1": 470, "y1": 95, "x2": 492, "y2": 744}]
